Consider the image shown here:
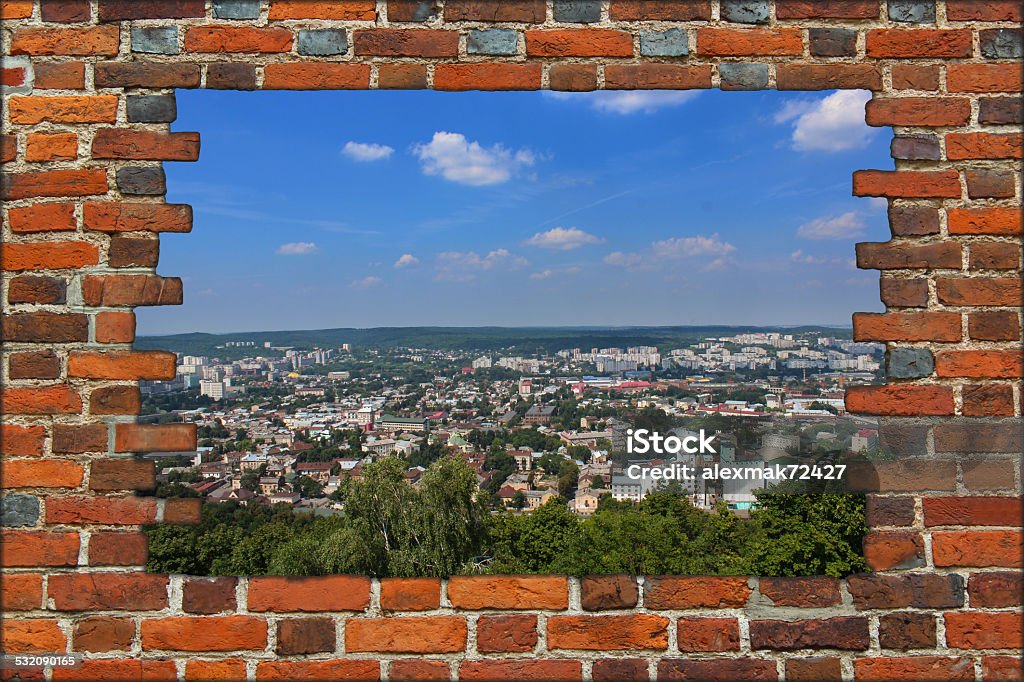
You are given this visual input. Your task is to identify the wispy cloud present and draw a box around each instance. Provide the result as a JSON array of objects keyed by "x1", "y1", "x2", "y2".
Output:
[
  {"x1": 777, "y1": 91, "x2": 876, "y2": 152},
  {"x1": 434, "y1": 248, "x2": 527, "y2": 281},
  {"x1": 394, "y1": 253, "x2": 419, "y2": 269},
  {"x1": 350, "y1": 276, "x2": 382, "y2": 289},
  {"x1": 797, "y1": 211, "x2": 865, "y2": 240},
  {"x1": 342, "y1": 141, "x2": 394, "y2": 162},
  {"x1": 412, "y1": 132, "x2": 537, "y2": 186},
  {"x1": 547, "y1": 90, "x2": 700, "y2": 115},
  {"x1": 524, "y1": 226, "x2": 604, "y2": 250},
  {"x1": 276, "y1": 242, "x2": 319, "y2": 255},
  {"x1": 605, "y1": 234, "x2": 737, "y2": 272}
]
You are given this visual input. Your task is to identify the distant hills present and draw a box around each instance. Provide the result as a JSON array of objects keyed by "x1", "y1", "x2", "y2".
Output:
[{"x1": 135, "y1": 325, "x2": 852, "y2": 356}]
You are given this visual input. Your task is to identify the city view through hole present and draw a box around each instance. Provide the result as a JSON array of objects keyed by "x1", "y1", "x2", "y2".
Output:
[{"x1": 138, "y1": 89, "x2": 892, "y2": 577}]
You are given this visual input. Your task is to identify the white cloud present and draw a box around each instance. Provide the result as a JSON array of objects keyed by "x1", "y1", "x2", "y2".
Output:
[
  {"x1": 276, "y1": 242, "x2": 319, "y2": 255},
  {"x1": 785, "y1": 90, "x2": 876, "y2": 152},
  {"x1": 394, "y1": 253, "x2": 419, "y2": 269},
  {"x1": 350, "y1": 276, "x2": 382, "y2": 289},
  {"x1": 547, "y1": 90, "x2": 700, "y2": 115},
  {"x1": 797, "y1": 211, "x2": 866, "y2": 240},
  {"x1": 790, "y1": 249, "x2": 828, "y2": 265},
  {"x1": 435, "y1": 248, "x2": 527, "y2": 281},
  {"x1": 529, "y1": 270, "x2": 554, "y2": 280},
  {"x1": 412, "y1": 132, "x2": 536, "y2": 186},
  {"x1": 342, "y1": 141, "x2": 394, "y2": 162},
  {"x1": 524, "y1": 226, "x2": 604, "y2": 250},
  {"x1": 651, "y1": 234, "x2": 736, "y2": 259}
]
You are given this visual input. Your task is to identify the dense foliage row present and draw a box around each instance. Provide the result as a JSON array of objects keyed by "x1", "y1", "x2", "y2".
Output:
[{"x1": 146, "y1": 457, "x2": 867, "y2": 578}]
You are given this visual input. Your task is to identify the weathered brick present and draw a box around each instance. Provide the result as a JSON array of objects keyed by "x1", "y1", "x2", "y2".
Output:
[
  {"x1": 866, "y1": 29, "x2": 972, "y2": 58},
  {"x1": 3, "y1": 241, "x2": 100, "y2": 271},
  {"x1": 89, "y1": 458, "x2": 154, "y2": 491},
  {"x1": 948, "y1": 64, "x2": 1023, "y2": 94},
  {"x1": 786, "y1": 657, "x2": 842, "y2": 682},
  {"x1": 554, "y1": 0, "x2": 601, "y2": 23},
  {"x1": 98, "y1": 0, "x2": 204, "y2": 19},
  {"x1": 9, "y1": 203, "x2": 78, "y2": 234},
  {"x1": 206, "y1": 63, "x2": 257, "y2": 90},
  {"x1": 881, "y1": 276, "x2": 928, "y2": 307},
  {"x1": 447, "y1": 576, "x2": 568, "y2": 610},
  {"x1": 809, "y1": 28, "x2": 856, "y2": 57},
  {"x1": 853, "y1": 170, "x2": 961, "y2": 199},
  {"x1": 658, "y1": 659, "x2": 777, "y2": 681},
  {"x1": 40, "y1": 0, "x2": 90, "y2": 22},
  {"x1": 131, "y1": 26, "x2": 178, "y2": 55},
  {"x1": 184, "y1": 27, "x2": 293, "y2": 53},
  {"x1": 580, "y1": 575, "x2": 638, "y2": 610},
  {"x1": 947, "y1": 1, "x2": 1022, "y2": 21},
  {"x1": 69, "y1": 351, "x2": 176, "y2": 380},
  {"x1": 980, "y1": 97, "x2": 1023, "y2": 125},
  {"x1": 276, "y1": 618, "x2": 335, "y2": 655},
  {"x1": 262, "y1": 64, "x2": 370, "y2": 89},
  {"x1": 73, "y1": 616, "x2": 135, "y2": 653},
  {"x1": 445, "y1": 1, "x2": 545, "y2": 22},
  {"x1": 888, "y1": 0, "x2": 935, "y2": 23},
  {"x1": 467, "y1": 29, "x2": 518, "y2": 56},
  {"x1": 88, "y1": 531, "x2": 148, "y2": 566},
  {"x1": 114, "y1": 423, "x2": 196, "y2": 453},
  {"x1": 213, "y1": 0, "x2": 261, "y2": 19},
  {"x1": 92, "y1": 130, "x2": 199, "y2": 162},
  {"x1": 2, "y1": 170, "x2": 107, "y2": 200},
  {"x1": 2, "y1": 312, "x2": 88, "y2": 344},
  {"x1": 547, "y1": 614, "x2": 670, "y2": 650},
  {"x1": 966, "y1": 169, "x2": 1016, "y2": 199},
  {"x1": 378, "y1": 64, "x2": 428, "y2": 89},
  {"x1": 644, "y1": 576, "x2": 750, "y2": 609},
  {"x1": 889, "y1": 206, "x2": 939, "y2": 236},
  {"x1": 698, "y1": 28, "x2": 803, "y2": 56},
  {"x1": 945, "y1": 611, "x2": 1023, "y2": 650},
  {"x1": 183, "y1": 577, "x2": 237, "y2": 614},
  {"x1": 891, "y1": 64, "x2": 940, "y2": 91},
  {"x1": 592, "y1": 658, "x2": 648, "y2": 682},
  {"x1": 980, "y1": 28, "x2": 1023, "y2": 59},
  {"x1": 10, "y1": 26, "x2": 119, "y2": 56},
  {"x1": 947, "y1": 132, "x2": 1023, "y2": 160},
  {"x1": 886, "y1": 347, "x2": 935, "y2": 379},
  {"x1": 932, "y1": 530, "x2": 1022, "y2": 567},
  {"x1": 476, "y1": 615, "x2": 537, "y2": 653},
  {"x1": 25, "y1": 133, "x2": 78, "y2": 162},
  {"x1": 924, "y1": 496, "x2": 1023, "y2": 526},
  {"x1": 83, "y1": 275, "x2": 183, "y2": 306},
  {"x1": 879, "y1": 612, "x2": 936, "y2": 649},
  {"x1": 775, "y1": 1, "x2": 877, "y2": 18},
  {"x1": 34, "y1": 62, "x2": 86, "y2": 89},
  {"x1": 862, "y1": 531, "x2": 926, "y2": 570},
  {"x1": 49, "y1": 573, "x2": 167, "y2": 611},
  {"x1": 434, "y1": 64, "x2": 541, "y2": 91},
  {"x1": 1, "y1": 494, "x2": 41, "y2": 527},
  {"x1": 969, "y1": 310, "x2": 1021, "y2": 342},
  {"x1": 46, "y1": 496, "x2": 157, "y2": 525},
  {"x1": 96, "y1": 62, "x2": 201, "y2": 89},
  {"x1": 346, "y1": 616, "x2": 467, "y2": 653},
  {"x1": 719, "y1": 63, "x2": 768, "y2": 90},
  {"x1": 109, "y1": 237, "x2": 160, "y2": 267},
  {"x1": 749, "y1": 617, "x2": 869, "y2": 651},
  {"x1": 676, "y1": 617, "x2": 740, "y2": 652},
  {"x1": 934, "y1": 421, "x2": 1022, "y2": 454},
  {"x1": 0, "y1": 530, "x2": 79, "y2": 567},
  {"x1": 9, "y1": 350, "x2": 61, "y2": 380},
  {"x1": 126, "y1": 95, "x2": 177, "y2": 123},
  {"x1": 0, "y1": 618, "x2": 67, "y2": 654},
  {"x1": 856, "y1": 242, "x2": 961, "y2": 270},
  {"x1": 354, "y1": 29, "x2": 457, "y2": 57},
  {"x1": 890, "y1": 134, "x2": 940, "y2": 161},
  {"x1": 969, "y1": 572, "x2": 1023, "y2": 608},
  {"x1": 549, "y1": 64, "x2": 597, "y2": 92},
  {"x1": 759, "y1": 577, "x2": 841, "y2": 607},
  {"x1": 256, "y1": 660, "x2": 380, "y2": 681},
  {"x1": 937, "y1": 278, "x2": 1022, "y2": 306},
  {"x1": 2, "y1": 459, "x2": 84, "y2": 489},
  {"x1": 297, "y1": 29, "x2": 349, "y2": 56},
  {"x1": 721, "y1": 0, "x2": 769, "y2": 24},
  {"x1": 7, "y1": 274, "x2": 67, "y2": 303},
  {"x1": 527, "y1": 30, "x2": 633, "y2": 57},
  {"x1": 865, "y1": 495, "x2": 916, "y2": 527},
  {"x1": 866, "y1": 97, "x2": 970, "y2": 126},
  {"x1": 52, "y1": 423, "x2": 108, "y2": 454},
  {"x1": 606, "y1": 64, "x2": 711, "y2": 90},
  {"x1": 84, "y1": 203, "x2": 191, "y2": 233},
  {"x1": 268, "y1": 0, "x2": 375, "y2": 20},
  {"x1": 0, "y1": 572, "x2": 43, "y2": 611},
  {"x1": 970, "y1": 242, "x2": 1021, "y2": 270},
  {"x1": 962, "y1": 384, "x2": 1016, "y2": 417},
  {"x1": 853, "y1": 312, "x2": 961, "y2": 342},
  {"x1": 640, "y1": 29, "x2": 689, "y2": 57},
  {"x1": 387, "y1": 0, "x2": 436, "y2": 22},
  {"x1": 779, "y1": 64, "x2": 882, "y2": 90},
  {"x1": 115, "y1": 167, "x2": 166, "y2": 196}
]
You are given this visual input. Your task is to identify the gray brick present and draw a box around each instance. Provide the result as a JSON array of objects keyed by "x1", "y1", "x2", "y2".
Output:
[
  {"x1": 640, "y1": 29, "x2": 689, "y2": 57},
  {"x1": 719, "y1": 63, "x2": 768, "y2": 90},
  {"x1": 213, "y1": 0, "x2": 261, "y2": 19},
  {"x1": 721, "y1": 0, "x2": 769, "y2": 24},
  {"x1": 467, "y1": 29, "x2": 519, "y2": 56},
  {"x1": 888, "y1": 0, "x2": 935, "y2": 23},
  {"x1": 126, "y1": 95, "x2": 177, "y2": 123},
  {"x1": 117, "y1": 167, "x2": 167, "y2": 196},
  {"x1": 297, "y1": 29, "x2": 348, "y2": 56},
  {"x1": 981, "y1": 29, "x2": 1023, "y2": 59},
  {"x1": 1, "y1": 495, "x2": 40, "y2": 527},
  {"x1": 890, "y1": 135, "x2": 940, "y2": 161},
  {"x1": 887, "y1": 348, "x2": 934, "y2": 379},
  {"x1": 131, "y1": 26, "x2": 178, "y2": 55},
  {"x1": 809, "y1": 28, "x2": 856, "y2": 57},
  {"x1": 554, "y1": 0, "x2": 601, "y2": 23}
]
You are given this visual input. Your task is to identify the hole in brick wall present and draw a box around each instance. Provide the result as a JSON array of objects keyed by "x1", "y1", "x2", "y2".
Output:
[{"x1": 136, "y1": 89, "x2": 895, "y2": 578}]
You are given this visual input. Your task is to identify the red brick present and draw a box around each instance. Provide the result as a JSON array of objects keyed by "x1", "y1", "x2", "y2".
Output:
[
  {"x1": 847, "y1": 459, "x2": 958, "y2": 493},
  {"x1": 477, "y1": 614, "x2": 537, "y2": 653},
  {"x1": 268, "y1": 0, "x2": 375, "y2": 19},
  {"x1": 866, "y1": 495, "x2": 916, "y2": 527},
  {"x1": 946, "y1": 611, "x2": 1023, "y2": 650},
  {"x1": 447, "y1": 576, "x2": 568, "y2": 610},
  {"x1": 40, "y1": 0, "x2": 90, "y2": 22},
  {"x1": 83, "y1": 274, "x2": 183, "y2": 305},
  {"x1": 460, "y1": 660, "x2": 581, "y2": 682},
  {"x1": 549, "y1": 64, "x2": 598, "y2": 92},
  {"x1": 853, "y1": 311, "x2": 961, "y2": 342},
  {"x1": 982, "y1": 656, "x2": 1024, "y2": 681},
  {"x1": 434, "y1": 64, "x2": 542, "y2": 91},
  {"x1": 7, "y1": 274, "x2": 67, "y2": 303},
  {"x1": 880, "y1": 278, "x2": 929, "y2": 307},
  {"x1": 970, "y1": 572, "x2": 1023, "y2": 608},
  {"x1": 548, "y1": 614, "x2": 669, "y2": 650},
  {"x1": 698, "y1": 28, "x2": 803, "y2": 56},
  {"x1": 971, "y1": 242, "x2": 1021, "y2": 270},
  {"x1": 777, "y1": 64, "x2": 882, "y2": 91},
  {"x1": 95, "y1": 63, "x2": 201, "y2": 89},
  {"x1": 853, "y1": 170, "x2": 961, "y2": 198},
  {"x1": 925, "y1": 496, "x2": 1023, "y2": 526},
  {"x1": 49, "y1": 573, "x2": 167, "y2": 611},
  {"x1": 9, "y1": 26, "x2": 119, "y2": 56},
  {"x1": 0, "y1": 573, "x2": 43, "y2": 611},
  {"x1": 8, "y1": 203, "x2": 76, "y2": 233},
  {"x1": 380, "y1": 577, "x2": 440, "y2": 611},
  {"x1": 95, "y1": 311, "x2": 136, "y2": 344},
  {"x1": 0, "y1": 619, "x2": 67, "y2": 654},
  {"x1": 0, "y1": 66, "x2": 25, "y2": 87},
  {"x1": 141, "y1": 616, "x2": 267, "y2": 651},
  {"x1": 676, "y1": 617, "x2": 740, "y2": 652},
  {"x1": 88, "y1": 531, "x2": 148, "y2": 566},
  {"x1": 114, "y1": 423, "x2": 195, "y2": 453},
  {"x1": 645, "y1": 576, "x2": 751, "y2": 608},
  {"x1": 389, "y1": 659, "x2": 448, "y2": 681},
  {"x1": 34, "y1": 62, "x2": 86, "y2": 89},
  {"x1": 658, "y1": 659, "x2": 777, "y2": 681},
  {"x1": 934, "y1": 422, "x2": 1022, "y2": 454},
  {"x1": 846, "y1": 385, "x2": 954, "y2": 416},
  {"x1": 0, "y1": 135, "x2": 15, "y2": 163},
  {"x1": 1, "y1": 348, "x2": 57, "y2": 380},
  {"x1": 962, "y1": 383, "x2": 1016, "y2": 416},
  {"x1": 444, "y1": 0, "x2": 545, "y2": 22},
  {"x1": 863, "y1": 531, "x2": 926, "y2": 570},
  {"x1": 947, "y1": 1, "x2": 1023, "y2": 21},
  {"x1": 378, "y1": 64, "x2": 427, "y2": 89},
  {"x1": 83, "y1": 203, "x2": 192, "y2": 233},
  {"x1": 962, "y1": 459, "x2": 1020, "y2": 491},
  {"x1": 580, "y1": 575, "x2": 638, "y2": 610},
  {"x1": 262, "y1": 64, "x2": 371, "y2": 90},
  {"x1": 933, "y1": 530, "x2": 1023, "y2": 567},
  {"x1": 0, "y1": 0, "x2": 33, "y2": 19},
  {"x1": 2, "y1": 459, "x2": 83, "y2": 488},
  {"x1": 164, "y1": 497, "x2": 202, "y2": 524},
  {"x1": 256, "y1": 660, "x2": 380, "y2": 681},
  {"x1": 775, "y1": 1, "x2": 877, "y2": 18},
  {"x1": 866, "y1": 29, "x2": 972, "y2": 58},
  {"x1": 52, "y1": 423, "x2": 107, "y2": 454},
  {"x1": 605, "y1": 64, "x2": 711, "y2": 90},
  {"x1": 786, "y1": 657, "x2": 842, "y2": 682},
  {"x1": 749, "y1": 617, "x2": 869, "y2": 651},
  {"x1": 859, "y1": 240, "x2": 963, "y2": 271},
  {"x1": 937, "y1": 350, "x2": 1023, "y2": 378},
  {"x1": 610, "y1": 1, "x2": 711, "y2": 20},
  {"x1": 89, "y1": 458, "x2": 154, "y2": 491},
  {"x1": 354, "y1": 29, "x2": 458, "y2": 57},
  {"x1": 276, "y1": 618, "x2": 335, "y2": 655},
  {"x1": 526, "y1": 30, "x2": 634, "y2": 57},
  {"x1": 184, "y1": 26, "x2": 293, "y2": 53},
  {"x1": 948, "y1": 208, "x2": 1022, "y2": 236},
  {"x1": 966, "y1": 170, "x2": 1017, "y2": 199},
  {"x1": 2, "y1": 311, "x2": 88, "y2": 343},
  {"x1": 1, "y1": 170, "x2": 107, "y2": 200},
  {"x1": 0, "y1": 530, "x2": 79, "y2": 567},
  {"x1": 947, "y1": 132, "x2": 1023, "y2": 160},
  {"x1": 1, "y1": 384, "x2": 82, "y2": 414},
  {"x1": 865, "y1": 97, "x2": 971, "y2": 127},
  {"x1": 185, "y1": 659, "x2": 247, "y2": 681},
  {"x1": 758, "y1": 577, "x2": 841, "y2": 607},
  {"x1": 592, "y1": 659, "x2": 649, "y2": 682},
  {"x1": 92, "y1": 129, "x2": 200, "y2": 161},
  {"x1": 97, "y1": 0, "x2": 204, "y2": 19},
  {"x1": 46, "y1": 496, "x2": 156, "y2": 525},
  {"x1": 68, "y1": 351, "x2": 175, "y2": 380},
  {"x1": 891, "y1": 64, "x2": 940, "y2": 91},
  {"x1": 53, "y1": 660, "x2": 177, "y2": 682},
  {"x1": 183, "y1": 577, "x2": 237, "y2": 614},
  {"x1": 878, "y1": 612, "x2": 936, "y2": 649},
  {"x1": 206, "y1": 63, "x2": 257, "y2": 90},
  {"x1": 9, "y1": 96, "x2": 116, "y2": 124},
  {"x1": 948, "y1": 64, "x2": 1023, "y2": 94},
  {"x1": 247, "y1": 575, "x2": 370, "y2": 612},
  {"x1": 889, "y1": 206, "x2": 940, "y2": 236},
  {"x1": 25, "y1": 133, "x2": 78, "y2": 162},
  {"x1": 0, "y1": 424, "x2": 46, "y2": 456},
  {"x1": 847, "y1": 573, "x2": 965, "y2": 610},
  {"x1": 109, "y1": 237, "x2": 160, "y2": 268},
  {"x1": 346, "y1": 616, "x2": 466, "y2": 653}
]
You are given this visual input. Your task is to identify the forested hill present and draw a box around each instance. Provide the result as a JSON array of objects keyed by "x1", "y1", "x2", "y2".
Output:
[{"x1": 135, "y1": 325, "x2": 851, "y2": 356}]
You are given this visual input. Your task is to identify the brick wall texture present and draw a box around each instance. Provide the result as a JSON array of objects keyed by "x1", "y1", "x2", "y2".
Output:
[{"x1": 1, "y1": 1, "x2": 1021, "y2": 680}]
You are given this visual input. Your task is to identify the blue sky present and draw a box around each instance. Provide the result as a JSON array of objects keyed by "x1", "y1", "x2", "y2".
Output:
[{"x1": 139, "y1": 88, "x2": 892, "y2": 335}]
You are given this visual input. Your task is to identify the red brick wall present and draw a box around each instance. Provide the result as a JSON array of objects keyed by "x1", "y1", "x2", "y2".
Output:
[{"x1": 1, "y1": 1, "x2": 1021, "y2": 679}]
